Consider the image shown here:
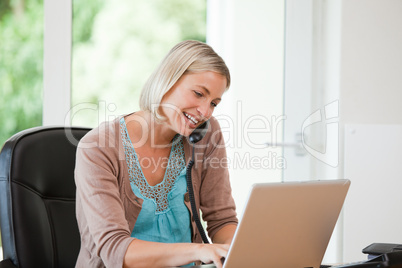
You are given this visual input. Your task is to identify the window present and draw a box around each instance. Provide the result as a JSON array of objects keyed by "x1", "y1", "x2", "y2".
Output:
[
  {"x1": 71, "y1": 0, "x2": 207, "y2": 127},
  {"x1": 0, "y1": 0, "x2": 43, "y2": 146}
]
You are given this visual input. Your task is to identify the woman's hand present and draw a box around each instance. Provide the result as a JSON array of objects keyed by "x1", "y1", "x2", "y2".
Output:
[
  {"x1": 124, "y1": 240, "x2": 230, "y2": 268},
  {"x1": 196, "y1": 243, "x2": 229, "y2": 268}
]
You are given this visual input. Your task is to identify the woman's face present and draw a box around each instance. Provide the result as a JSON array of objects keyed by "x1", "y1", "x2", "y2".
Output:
[{"x1": 159, "y1": 71, "x2": 227, "y2": 137}]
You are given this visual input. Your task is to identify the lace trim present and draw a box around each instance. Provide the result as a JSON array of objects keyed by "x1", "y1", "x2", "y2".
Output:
[{"x1": 120, "y1": 118, "x2": 185, "y2": 213}]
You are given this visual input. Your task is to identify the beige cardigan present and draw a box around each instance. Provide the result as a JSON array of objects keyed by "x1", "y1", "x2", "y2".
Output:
[{"x1": 74, "y1": 116, "x2": 238, "y2": 267}]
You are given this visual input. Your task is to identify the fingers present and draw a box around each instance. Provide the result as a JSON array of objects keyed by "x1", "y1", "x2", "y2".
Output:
[
  {"x1": 197, "y1": 243, "x2": 230, "y2": 268},
  {"x1": 212, "y1": 257, "x2": 224, "y2": 268},
  {"x1": 209, "y1": 244, "x2": 230, "y2": 268}
]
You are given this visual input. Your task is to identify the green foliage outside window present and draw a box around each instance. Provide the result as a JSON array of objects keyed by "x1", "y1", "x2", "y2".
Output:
[{"x1": 0, "y1": 0, "x2": 43, "y2": 148}]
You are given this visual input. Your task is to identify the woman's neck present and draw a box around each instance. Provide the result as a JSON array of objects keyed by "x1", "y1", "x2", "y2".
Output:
[{"x1": 126, "y1": 111, "x2": 177, "y2": 150}]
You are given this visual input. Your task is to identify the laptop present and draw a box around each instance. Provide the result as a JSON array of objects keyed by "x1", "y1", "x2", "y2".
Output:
[{"x1": 183, "y1": 179, "x2": 350, "y2": 268}]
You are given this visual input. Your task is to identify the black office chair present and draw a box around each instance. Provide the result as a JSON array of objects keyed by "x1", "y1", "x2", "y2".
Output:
[{"x1": 0, "y1": 126, "x2": 91, "y2": 268}]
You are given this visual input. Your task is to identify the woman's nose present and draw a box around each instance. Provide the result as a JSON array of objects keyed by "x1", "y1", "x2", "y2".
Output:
[{"x1": 197, "y1": 102, "x2": 212, "y2": 119}]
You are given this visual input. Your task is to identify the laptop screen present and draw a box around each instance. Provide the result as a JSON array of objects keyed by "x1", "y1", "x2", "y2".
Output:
[{"x1": 223, "y1": 179, "x2": 350, "y2": 268}]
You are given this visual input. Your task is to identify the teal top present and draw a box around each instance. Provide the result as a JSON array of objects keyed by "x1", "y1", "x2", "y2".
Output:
[{"x1": 120, "y1": 118, "x2": 192, "y2": 243}]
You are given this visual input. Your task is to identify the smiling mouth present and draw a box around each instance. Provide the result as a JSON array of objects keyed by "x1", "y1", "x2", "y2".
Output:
[{"x1": 183, "y1": 112, "x2": 199, "y2": 125}]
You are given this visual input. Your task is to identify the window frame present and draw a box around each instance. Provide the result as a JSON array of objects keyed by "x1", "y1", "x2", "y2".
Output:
[{"x1": 43, "y1": 0, "x2": 72, "y2": 126}]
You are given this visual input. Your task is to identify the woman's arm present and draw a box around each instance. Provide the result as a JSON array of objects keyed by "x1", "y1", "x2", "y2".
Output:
[
  {"x1": 212, "y1": 224, "x2": 237, "y2": 245},
  {"x1": 75, "y1": 124, "x2": 136, "y2": 267},
  {"x1": 123, "y1": 239, "x2": 229, "y2": 268}
]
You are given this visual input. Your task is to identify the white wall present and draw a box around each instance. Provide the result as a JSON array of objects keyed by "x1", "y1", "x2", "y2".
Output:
[
  {"x1": 339, "y1": 0, "x2": 402, "y2": 262},
  {"x1": 339, "y1": 0, "x2": 402, "y2": 125},
  {"x1": 343, "y1": 124, "x2": 402, "y2": 262}
]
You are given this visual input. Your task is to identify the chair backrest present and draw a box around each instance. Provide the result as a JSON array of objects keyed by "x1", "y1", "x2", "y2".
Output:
[{"x1": 0, "y1": 126, "x2": 90, "y2": 268}]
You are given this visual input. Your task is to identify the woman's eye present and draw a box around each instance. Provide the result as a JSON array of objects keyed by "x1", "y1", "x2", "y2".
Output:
[
  {"x1": 194, "y1": 91, "x2": 203, "y2": 97},
  {"x1": 211, "y1": 102, "x2": 218, "y2": 108}
]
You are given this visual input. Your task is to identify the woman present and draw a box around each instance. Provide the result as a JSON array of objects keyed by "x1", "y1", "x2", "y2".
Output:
[{"x1": 75, "y1": 40, "x2": 238, "y2": 268}]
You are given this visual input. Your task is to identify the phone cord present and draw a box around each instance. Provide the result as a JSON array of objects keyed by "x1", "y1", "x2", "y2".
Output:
[{"x1": 186, "y1": 148, "x2": 210, "y2": 244}]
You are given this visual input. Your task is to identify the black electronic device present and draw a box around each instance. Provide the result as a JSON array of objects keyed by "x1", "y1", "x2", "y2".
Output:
[
  {"x1": 186, "y1": 120, "x2": 210, "y2": 244},
  {"x1": 188, "y1": 120, "x2": 210, "y2": 144},
  {"x1": 363, "y1": 243, "x2": 402, "y2": 260},
  {"x1": 332, "y1": 244, "x2": 402, "y2": 268}
]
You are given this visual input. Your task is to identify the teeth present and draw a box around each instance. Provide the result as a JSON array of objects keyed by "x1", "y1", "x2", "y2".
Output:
[{"x1": 184, "y1": 112, "x2": 198, "y2": 124}]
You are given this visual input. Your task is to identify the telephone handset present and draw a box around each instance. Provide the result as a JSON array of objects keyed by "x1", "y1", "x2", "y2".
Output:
[
  {"x1": 186, "y1": 120, "x2": 210, "y2": 244},
  {"x1": 188, "y1": 120, "x2": 210, "y2": 144}
]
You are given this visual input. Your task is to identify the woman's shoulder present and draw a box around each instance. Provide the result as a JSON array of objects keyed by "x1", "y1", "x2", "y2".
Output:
[
  {"x1": 76, "y1": 116, "x2": 127, "y2": 163},
  {"x1": 207, "y1": 116, "x2": 221, "y2": 131},
  {"x1": 78, "y1": 116, "x2": 123, "y2": 151},
  {"x1": 81, "y1": 117, "x2": 121, "y2": 141},
  {"x1": 205, "y1": 116, "x2": 224, "y2": 143}
]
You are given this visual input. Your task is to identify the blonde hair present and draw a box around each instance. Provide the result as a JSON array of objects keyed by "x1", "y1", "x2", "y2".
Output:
[{"x1": 139, "y1": 40, "x2": 230, "y2": 121}]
